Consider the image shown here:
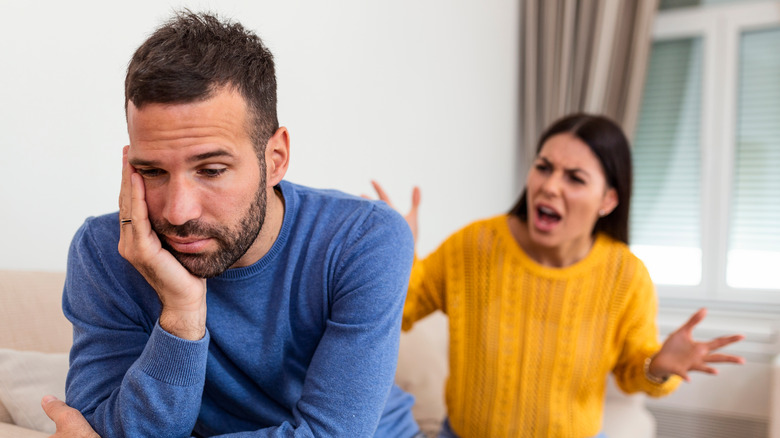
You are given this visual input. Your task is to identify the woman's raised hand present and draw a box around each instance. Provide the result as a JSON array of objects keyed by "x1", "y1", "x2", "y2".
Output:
[
  {"x1": 364, "y1": 180, "x2": 421, "y2": 245},
  {"x1": 649, "y1": 308, "x2": 745, "y2": 382}
]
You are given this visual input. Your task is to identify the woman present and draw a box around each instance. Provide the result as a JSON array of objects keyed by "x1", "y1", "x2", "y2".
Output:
[{"x1": 372, "y1": 113, "x2": 744, "y2": 438}]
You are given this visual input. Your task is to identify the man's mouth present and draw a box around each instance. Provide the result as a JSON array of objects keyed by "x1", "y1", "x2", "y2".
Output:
[{"x1": 164, "y1": 235, "x2": 212, "y2": 254}]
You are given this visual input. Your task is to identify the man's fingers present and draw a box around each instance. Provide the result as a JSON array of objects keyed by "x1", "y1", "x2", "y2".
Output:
[
  {"x1": 119, "y1": 146, "x2": 132, "y2": 215},
  {"x1": 41, "y1": 395, "x2": 67, "y2": 421},
  {"x1": 119, "y1": 146, "x2": 134, "y2": 254},
  {"x1": 42, "y1": 395, "x2": 100, "y2": 437},
  {"x1": 41, "y1": 395, "x2": 81, "y2": 427},
  {"x1": 129, "y1": 172, "x2": 152, "y2": 239}
]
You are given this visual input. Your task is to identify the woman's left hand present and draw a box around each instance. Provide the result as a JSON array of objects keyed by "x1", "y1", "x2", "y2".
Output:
[{"x1": 648, "y1": 308, "x2": 745, "y2": 382}]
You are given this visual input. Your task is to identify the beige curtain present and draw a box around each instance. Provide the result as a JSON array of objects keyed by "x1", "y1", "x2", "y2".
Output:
[{"x1": 519, "y1": 0, "x2": 659, "y2": 172}]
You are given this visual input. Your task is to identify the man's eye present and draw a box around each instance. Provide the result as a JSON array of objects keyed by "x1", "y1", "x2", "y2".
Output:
[
  {"x1": 199, "y1": 168, "x2": 227, "y2": 178},
  {"x1": 137, "y1": 169, "x2": 164, "y2": 178}
]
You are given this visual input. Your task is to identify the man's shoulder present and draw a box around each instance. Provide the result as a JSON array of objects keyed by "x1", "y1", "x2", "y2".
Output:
[
  {"x1": 282, "y1": 181, "x2": 406, "y2": 227},
  {"x1": 72, "y1": 212, "x2": 121, "y2": 247},
  {"x1": 282, "y1": 180, "x2": 369, "y2": 208},
  {"x1": 280, "y1": 180, "x2": 412, "y2": 252},
  {"x1": 66, "y1": 212, "x2": 126, "y2": 273}
]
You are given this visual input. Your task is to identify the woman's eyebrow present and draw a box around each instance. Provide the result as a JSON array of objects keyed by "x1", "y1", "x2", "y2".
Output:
[{"x1": 538, "y1": 155, "x2": 592, "y2": 178}]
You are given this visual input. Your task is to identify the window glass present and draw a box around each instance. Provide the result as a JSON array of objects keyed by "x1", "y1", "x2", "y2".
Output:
[
  {"x1": 630, "y1": 38, "x2": 703, "y2": 286},
  {"x1": 727, "y1": 26, "x2": 780, "y2": 290},
  {"x1": 660, "y1": 0, "x2": 755, "y2": 10}
]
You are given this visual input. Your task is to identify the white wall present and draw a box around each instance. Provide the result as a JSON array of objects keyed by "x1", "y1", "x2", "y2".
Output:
[{"x1": 0, "y1": 0, "x2": 520, "y2": 271}]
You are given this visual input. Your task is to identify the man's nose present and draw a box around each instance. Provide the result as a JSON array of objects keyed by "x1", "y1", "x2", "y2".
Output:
[{"x1": 163, "y1": 176, "x2": 202, "y2": 226}]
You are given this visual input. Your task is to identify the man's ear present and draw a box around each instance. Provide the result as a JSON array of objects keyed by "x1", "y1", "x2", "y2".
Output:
[{"x1": 265, "y1": 127, "x2": 290, "y2": 187}]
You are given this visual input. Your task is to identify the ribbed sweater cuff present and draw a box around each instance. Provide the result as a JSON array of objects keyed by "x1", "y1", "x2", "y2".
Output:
[{"x1": 138, "y1": 321, "x2": 210, "y2": 387}]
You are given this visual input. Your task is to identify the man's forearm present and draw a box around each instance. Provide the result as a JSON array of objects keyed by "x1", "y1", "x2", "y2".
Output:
[{"x1": 71, "y1": 322, "x2": 209, "y2": 437}]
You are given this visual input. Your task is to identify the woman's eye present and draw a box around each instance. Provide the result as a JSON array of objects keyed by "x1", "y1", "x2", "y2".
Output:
[
  {"x1": 535, "y1": 163, "x2": 550, "y2": 172},
  {"x1": 199, "y1": 168, "x2": 227, "y2": 178},
  {"x1": 569, "y1": 174, "x2": 585, "y2": 184}
]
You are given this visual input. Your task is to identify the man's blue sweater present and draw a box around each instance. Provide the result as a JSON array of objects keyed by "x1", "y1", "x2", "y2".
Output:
[{"x1": 63, "y1": 180, "x2": 419, "y2": 437}]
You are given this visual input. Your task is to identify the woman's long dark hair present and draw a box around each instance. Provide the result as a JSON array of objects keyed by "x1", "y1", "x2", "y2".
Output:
[{"x1": 509, "y1": 113, "x2": 633, "y2": 244}]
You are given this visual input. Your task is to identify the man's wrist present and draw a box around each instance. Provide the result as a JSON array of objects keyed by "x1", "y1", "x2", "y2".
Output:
[{"x1": 159, "y1": 306, "x2": 207, "y2": 341}]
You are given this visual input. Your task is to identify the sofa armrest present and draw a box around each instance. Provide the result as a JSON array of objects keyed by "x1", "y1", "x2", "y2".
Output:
[
  {"x1": 0, "y1": 270, "x2": 70, "y2": 353},
  {"x1": 0, "y1": 420, "x2": 50, "y2": 438}
]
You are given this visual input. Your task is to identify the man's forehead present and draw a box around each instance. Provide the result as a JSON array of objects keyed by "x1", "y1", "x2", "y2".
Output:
[{"x1": 127, "y1": 90, "x2": 252, "y2": 152}]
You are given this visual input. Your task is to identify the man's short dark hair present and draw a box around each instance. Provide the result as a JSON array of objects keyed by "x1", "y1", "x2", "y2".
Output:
[{"x1": 125, "y1": 10, "x2": 278, "y2": 155}]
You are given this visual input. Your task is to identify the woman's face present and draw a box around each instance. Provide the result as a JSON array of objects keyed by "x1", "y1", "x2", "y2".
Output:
[{"x1": 525, "y1": 133, "x2": 618, "y2": 254}]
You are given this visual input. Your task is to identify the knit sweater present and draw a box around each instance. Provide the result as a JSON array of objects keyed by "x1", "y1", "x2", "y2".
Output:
[
  {"x1": 63, "y1": 180, "x2": 419, "y2": 438},
  {"x1": 402, "y1": 215, "x2": 680, "y2": 438}
]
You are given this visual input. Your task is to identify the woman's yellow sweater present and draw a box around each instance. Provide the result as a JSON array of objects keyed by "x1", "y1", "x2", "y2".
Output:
[{"x1": 403, "y1": 215, "x2": 680, "y2": 438}]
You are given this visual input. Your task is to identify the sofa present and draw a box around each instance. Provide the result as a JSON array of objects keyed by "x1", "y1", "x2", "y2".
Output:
[{"x1": 0, "y1": 270, "x2": 656, "y2": 437}]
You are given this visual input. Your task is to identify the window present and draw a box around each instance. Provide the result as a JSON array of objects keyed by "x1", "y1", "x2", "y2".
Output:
[
  {"x1": 631, "y1": 1, "x2": 780, "y2": 303},
  {"x1": 727, "y1": 26, "x2": 780, "y2": 290}
]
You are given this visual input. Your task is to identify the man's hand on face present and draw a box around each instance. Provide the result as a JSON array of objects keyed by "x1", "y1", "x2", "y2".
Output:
[
  {"x1": 118, "y1": 145, "x2": 207, "y2": 341},
  {"x1": 42, "y1": 396, "x2": 100, "y2": 438}
]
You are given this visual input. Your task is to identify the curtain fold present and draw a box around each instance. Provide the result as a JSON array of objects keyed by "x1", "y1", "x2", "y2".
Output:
[{"x1": 519, "y1": 0, "x2": 659, "y2": 175}]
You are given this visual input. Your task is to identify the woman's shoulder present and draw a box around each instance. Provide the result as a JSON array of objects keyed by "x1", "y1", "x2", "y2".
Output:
[
  {"x1": 594, "y1": 234, "x2": 653, "y2": 283},
  {"x1": 455, "y1": 214, "x2": 508, "y2": 232},
  {"x1": 420, "y1": 215, "x2": 509, "y2": 259},
  {"x1": 441, "y1": 214, "x2": 509, "y2": 242}
]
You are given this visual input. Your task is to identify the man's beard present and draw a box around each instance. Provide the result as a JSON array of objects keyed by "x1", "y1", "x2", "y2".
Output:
[{"x1": 152, "y1": 173, "x2": 268, "y2": 279}]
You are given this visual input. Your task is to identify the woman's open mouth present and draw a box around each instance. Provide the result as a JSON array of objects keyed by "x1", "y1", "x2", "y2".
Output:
[{"x1": 534, "y1": 205, "x2": 562, "y2": 232}]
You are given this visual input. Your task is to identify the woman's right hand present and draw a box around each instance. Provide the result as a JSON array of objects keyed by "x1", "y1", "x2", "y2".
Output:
[{"x1": 365, "y1": 180, "x2": 421, "y2": 245}]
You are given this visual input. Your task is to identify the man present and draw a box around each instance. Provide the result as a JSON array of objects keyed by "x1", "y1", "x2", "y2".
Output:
[{"x1": 53, "y1": 10, "x2": 419, "y2": 437}]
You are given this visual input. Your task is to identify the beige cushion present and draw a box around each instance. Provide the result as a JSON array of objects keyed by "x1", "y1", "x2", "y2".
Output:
[
  {"x1": 0, "y1": 421, "x2": 50, "y2": 438},
  {"x1": 0, "y1": 270, "x2": 71, "y2": 354},
  {"x1": 0, "y1": 399, "x2": 12, "y2": 424},
  {"x1": 396, "y1": 312, "x2": 449, "y2": 436},
  {"x1": 0, "y1": 349, "x2": 68, "y2": 433}
]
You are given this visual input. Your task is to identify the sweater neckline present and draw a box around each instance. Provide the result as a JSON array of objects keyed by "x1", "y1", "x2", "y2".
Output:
[
  {"x1": 211, "y1": 181, "x2": 295, "y2": 281},
  {"x1": 497, "y1": 214, "x2": 609, "y2": 278}
]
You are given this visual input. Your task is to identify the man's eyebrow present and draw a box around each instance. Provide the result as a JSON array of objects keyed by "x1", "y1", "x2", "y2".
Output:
[
  {"x1": 129, "y1": 157, "x2": 159, "y2": 167},
  {"x1": 129, "y1": 149, "x2": 237, "y2": 167},
  {"x1": 189, "y1": 150, "x2": 236, "y2": 162}
]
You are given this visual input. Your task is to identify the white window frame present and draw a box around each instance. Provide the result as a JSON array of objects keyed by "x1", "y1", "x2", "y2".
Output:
[{"x1": 649, "y1": 1, "x2": 780, "y2": 306}]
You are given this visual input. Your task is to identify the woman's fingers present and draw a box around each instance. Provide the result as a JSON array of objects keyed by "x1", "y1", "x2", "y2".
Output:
[
  {"x1": 704, "y1": 353, "x2": 746, "y2": 364},
  {"x1": 706, "y1": 334, "x2": 745, "y2": 351},
  {"x1": 679, "y1": 308, "x2": 707, "y2": 333},
  {"x1": 370, "y1": 180, "x2": 393, "y2": 205},
  {"x1": 690, "y1": 363, "x2": 718, "y2": 375}
]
